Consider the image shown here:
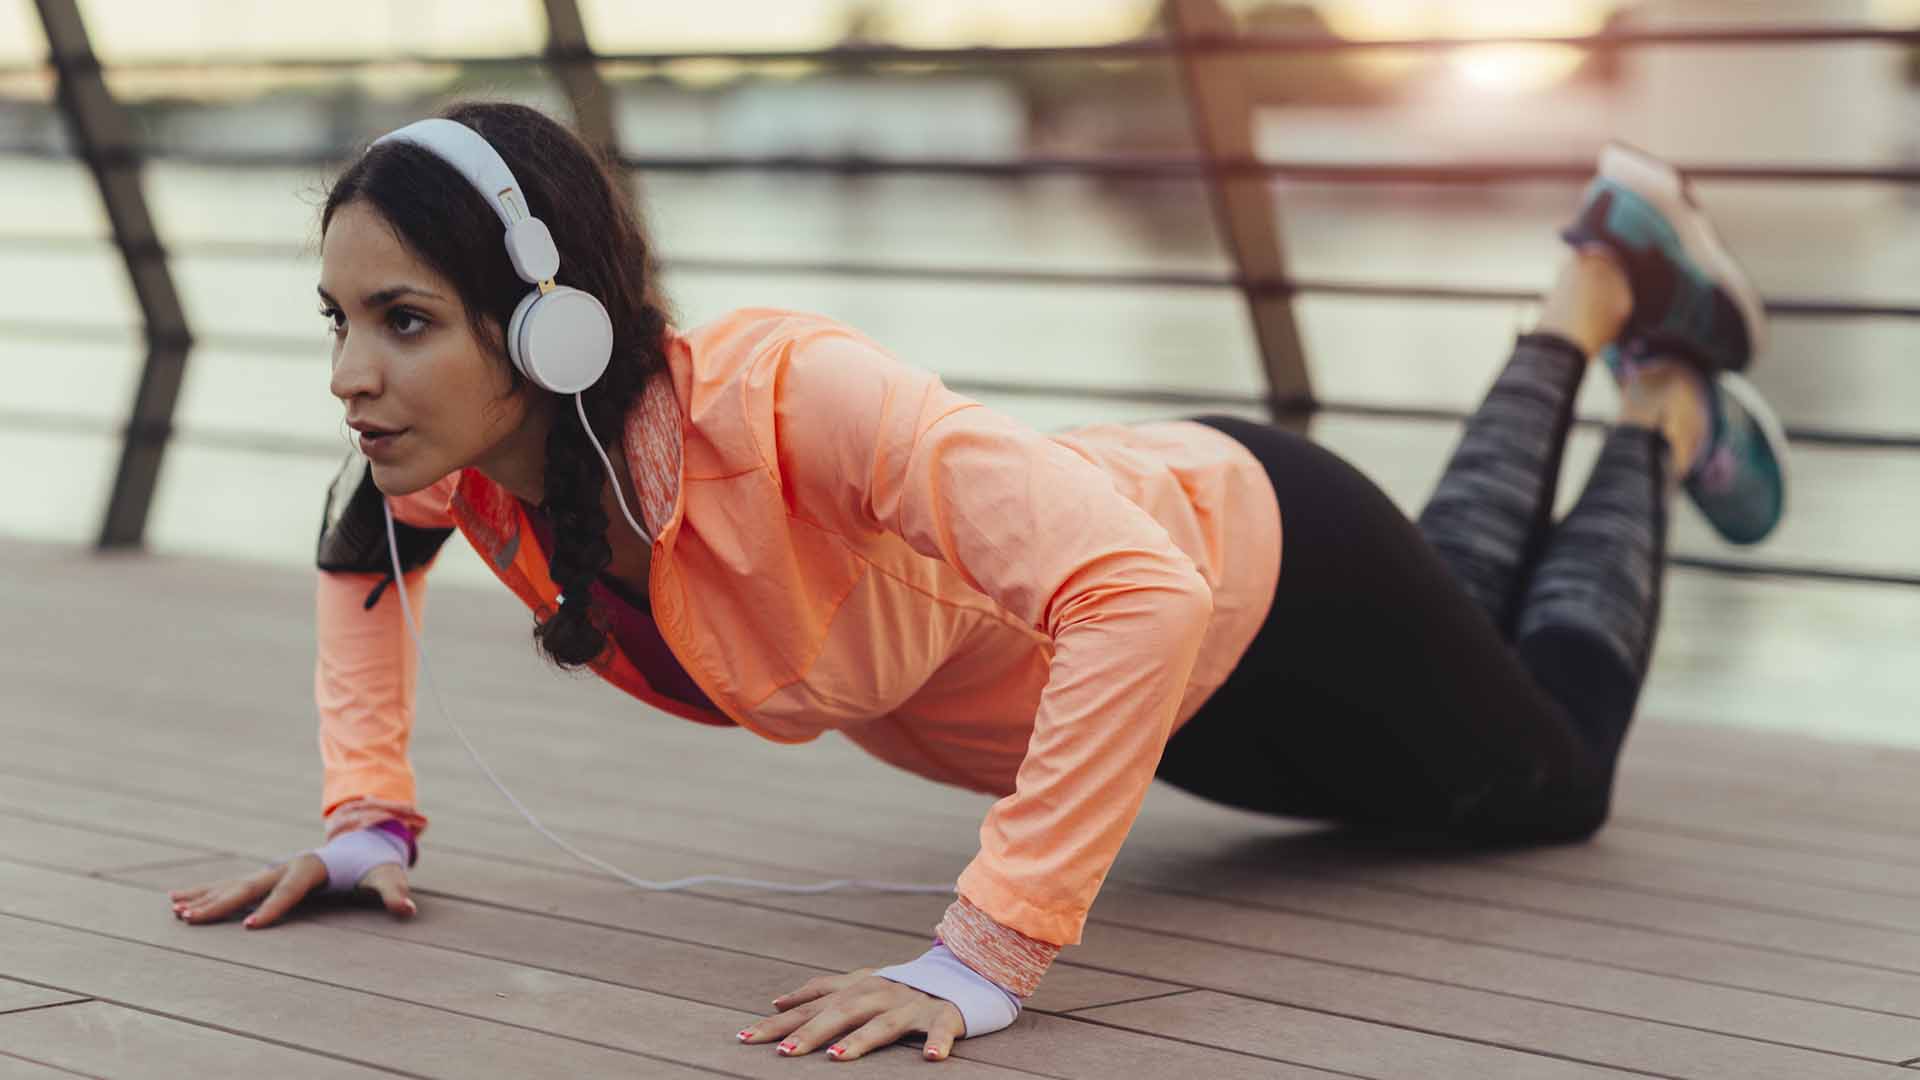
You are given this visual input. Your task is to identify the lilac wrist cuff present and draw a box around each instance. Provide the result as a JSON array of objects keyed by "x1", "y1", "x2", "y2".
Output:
[
  {"x1": 872, "y1": 943, "x2": 1021, "y2": 1038},
  {"x1": 311, "y1": 826, "x2": 410, "y2": 894}
]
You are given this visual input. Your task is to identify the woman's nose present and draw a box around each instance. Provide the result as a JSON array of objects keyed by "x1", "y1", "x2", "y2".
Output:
[{"x1": 328, "y1": 333, "x2": 382, "y2": 402}]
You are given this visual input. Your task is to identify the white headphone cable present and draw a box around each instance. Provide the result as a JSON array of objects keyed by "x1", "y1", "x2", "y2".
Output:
[{"x1": 372, "y1": 391, "x2": 956, "y2": 896}]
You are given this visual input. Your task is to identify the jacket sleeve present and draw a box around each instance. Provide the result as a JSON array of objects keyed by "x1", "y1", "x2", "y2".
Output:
[
  {"x1": 762, "y1": 325, "x2": 1214, "y2": 995},
  {"x1": 314, "y1": 463, "x2": 461, "y2": 841}
]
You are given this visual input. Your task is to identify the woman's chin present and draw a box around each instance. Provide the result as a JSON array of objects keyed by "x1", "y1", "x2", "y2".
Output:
[{"x1": 366, "y1": 457, "x2": 432, "y2": 497}]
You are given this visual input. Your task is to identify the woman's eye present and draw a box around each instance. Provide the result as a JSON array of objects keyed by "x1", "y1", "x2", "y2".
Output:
[{"x1": 316, "y1": 306, "x2": 427, "y2": 338}]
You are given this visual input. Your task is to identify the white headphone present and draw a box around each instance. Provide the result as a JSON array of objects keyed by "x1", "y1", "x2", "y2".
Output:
[{"x1": 370, "y1": 117, "x2": 613, "y2": 396}]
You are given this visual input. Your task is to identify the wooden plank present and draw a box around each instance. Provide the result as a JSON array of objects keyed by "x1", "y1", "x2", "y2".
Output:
[
  {"x1": 0, "y1": 980, "x2": 83, "y2": 1018},
  {"x1": 1111, "y1": 842, "x2": 1920, "y2": 977},
  {"x1": 1142, "y1": 834, "x2": 1920, "y2": 936},
  {"x1": 1488, "y1": 827, "x2": 1920, "y2": 903},
  {"x1": 0, "y1": 1000, "x2": 397, "y2": 1078},
  {"x1": 1615, "y1": 808, "x2": 1920, "y2": 867},
  {"x1": 0, "y1": 864, "x2": 1030, "y2": 1079},
  {"x1": 1620, "y1": 763, "x2": 1920, "y2": 838},
  {"x1": 1625, "y1": 723, "x2": 1920, "y2": 779},
  {"x1": 1066, "y1": 882, "x2": 1920, "y2": 1059},
  {"x1": 1097, "y1": 867, "x2": 1920, "y2": 1019},
  {"x1": 0, "y1": 811, "x2": 207, "y2": 876},
  {"x1": 0, "y1": 912, "x2": 715, "y2": 1078},
  {"x1": 0, "y1": 1054, "x2": 88, "y2": 1079},
  {"x1": 1074, "y1": 990, "x2": 1632, "y2": 1080}
]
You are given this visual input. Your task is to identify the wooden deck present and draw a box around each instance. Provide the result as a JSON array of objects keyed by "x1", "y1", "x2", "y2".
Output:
[{"x1": 3, "y1": 538, "x2": 1919, "y2": 1078}]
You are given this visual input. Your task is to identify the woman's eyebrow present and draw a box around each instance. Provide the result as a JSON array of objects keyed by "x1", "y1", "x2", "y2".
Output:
[{"x1": 315, "y1": 284, "x2": 445, "y2": 307}]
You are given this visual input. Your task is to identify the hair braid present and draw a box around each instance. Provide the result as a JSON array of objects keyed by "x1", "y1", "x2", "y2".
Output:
[{"x1": 531, "y1": 394, "x2": 621, "y2": 669}]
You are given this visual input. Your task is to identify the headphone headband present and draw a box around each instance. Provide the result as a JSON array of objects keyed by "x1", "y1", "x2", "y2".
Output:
[
  {"x1": 370, "y1": 117, "x2": 560, "y2": 287},
  {"x1": 372, "y1": 118, "x2": 529, "y2": 229}
]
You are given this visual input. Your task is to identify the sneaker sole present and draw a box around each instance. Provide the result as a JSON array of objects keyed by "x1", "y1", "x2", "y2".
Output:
[{"x1": 1597, "y1": 141, "x2": 1770, "y2": 365}]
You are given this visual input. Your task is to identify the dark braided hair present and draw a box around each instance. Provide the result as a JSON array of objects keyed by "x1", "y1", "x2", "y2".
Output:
[{"x1": 320, "y1": 100, "x2": 674, "y2": 670}]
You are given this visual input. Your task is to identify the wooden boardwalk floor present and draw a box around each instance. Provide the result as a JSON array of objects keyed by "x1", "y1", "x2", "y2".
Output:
[{"x1": 3, "y1": 539, "x2": 1919, "y2": 1078}]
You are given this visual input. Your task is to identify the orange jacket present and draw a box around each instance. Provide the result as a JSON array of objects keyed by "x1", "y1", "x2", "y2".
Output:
[{"x1": 316, "y1": 308, "x2": 1282, "y2": 993}]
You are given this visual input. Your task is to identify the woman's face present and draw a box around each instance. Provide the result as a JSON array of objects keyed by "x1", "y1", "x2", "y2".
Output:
[{"x1": 319, "y1": 199, "x2": 547, "y2": 497}]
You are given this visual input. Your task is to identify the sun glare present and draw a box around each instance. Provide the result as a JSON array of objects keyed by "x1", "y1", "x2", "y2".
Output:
[{"x1": 1318, "y1": 0, "x2": 1612, "y2": 95}]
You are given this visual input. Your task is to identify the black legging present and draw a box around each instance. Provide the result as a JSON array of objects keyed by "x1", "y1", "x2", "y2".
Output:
[{"x1": 1156, "y1": 334, "x2": 1671, "y2": 844}]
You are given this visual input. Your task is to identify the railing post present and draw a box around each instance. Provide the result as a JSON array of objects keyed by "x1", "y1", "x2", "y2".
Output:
[
  {"x1": 1165, "y1": 0, "x2": 1312, "y2": 427},
  {"x1": 34, "y1": 0, "x2": 192, "y2": 551},
  {"x1": 540, "y1": 0, "x2": 626, "y2": 194}
]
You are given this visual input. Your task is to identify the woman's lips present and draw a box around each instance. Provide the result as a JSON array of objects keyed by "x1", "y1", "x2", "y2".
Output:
[{"x1": 358, "y1": 428, "x2": 408, "y2": 459}]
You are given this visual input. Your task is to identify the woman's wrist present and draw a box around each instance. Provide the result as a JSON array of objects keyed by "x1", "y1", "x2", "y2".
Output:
[
  {"x1": 871, "y1": 942, "x2": 1022, "y2": 1038},
  {"x1": 933, "y1": 894, "x2": 1059, "y2": 998},
  {"x1": 309, "y1": 825, "x2": 410, "y2": 893}
]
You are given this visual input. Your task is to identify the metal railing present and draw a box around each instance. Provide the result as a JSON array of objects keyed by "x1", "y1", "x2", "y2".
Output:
[{"x1": 11, "y1": 1, "x2": 1919, "y2": 594}]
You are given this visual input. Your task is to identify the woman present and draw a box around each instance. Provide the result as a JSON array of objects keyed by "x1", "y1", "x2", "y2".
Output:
[{"x1": 167, "y1": 101, "x2": 1786, "y2": 1064}]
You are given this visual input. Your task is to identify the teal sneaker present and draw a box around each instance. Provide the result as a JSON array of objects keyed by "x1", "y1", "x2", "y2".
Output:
[
  {"x1": 1688, "y1": 370, "x2": 1788, "y2": 545},
  {"x1": 1561, "y1": 141, "x2": 1766, "y2": 375},
  {"x1": 1604, "y1": 340, "x2": 1788, "y2": 546}
]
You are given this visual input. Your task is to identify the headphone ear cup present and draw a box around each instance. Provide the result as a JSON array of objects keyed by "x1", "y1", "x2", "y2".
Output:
[
  {"x1": 506, "y1": 289, "x2": 542, "y2": 386},
  {"x1": 506, "y1": 285, "x2": 613, "y2": 395}
]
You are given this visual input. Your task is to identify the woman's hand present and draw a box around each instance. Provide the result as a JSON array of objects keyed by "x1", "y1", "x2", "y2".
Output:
[
  {"x1": 738, "y1": 968, "x2": 967, "y2": 1063},
  {"x1": 167, "y1": 855, "x2": 416, "y2": 929}
]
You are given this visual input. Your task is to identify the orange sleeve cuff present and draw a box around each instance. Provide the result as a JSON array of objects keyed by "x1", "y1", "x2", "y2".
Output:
[
  {"x1": 934, "y1": 893, "x2": 1060, "y2": 998},
  {"x1": 323, "y1": 797, "x2": 429, "y2": 843}
]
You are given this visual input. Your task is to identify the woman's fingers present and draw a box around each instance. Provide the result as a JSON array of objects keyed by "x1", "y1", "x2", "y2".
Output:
[
  {"x1": 819, "y1": 1005, "x2": 928, "y2": 1062},
  {"x1": 918, "y1": 1004, "x2": 967, "y2": 1062},
  {"x1": 738, "y1": 998, "x2": 827, "y2": 1045},
  {"x1": 768, "y1": 969, "x2": 872, "y2": 1012},
  {"x1": 742, "y1": 973, "x2": 970, "y2": 1060},
  {"x1": 242, "y1": 853, "x2": 327, "y2": 930},
  {"x1": 771, "y1": 988, "x2": 906, "y2": 1057},
  {"x1": 361, "y1": 863, "x2": 417, "y2": 918},
  {"x1": 174, "y1": 867, "x2": 275, "y2": 924}
]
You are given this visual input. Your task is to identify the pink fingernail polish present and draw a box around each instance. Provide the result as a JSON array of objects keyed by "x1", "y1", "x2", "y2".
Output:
[
  {"x1": 736, "y1": 1030, "x2": 752, "y2": 1042},
  {"x1": 778, "y1": 1042, "x2": 796, "y2": 1055},
  {"x1": 827, "y1": 1045, "x2": 845, "y2": 1058}
]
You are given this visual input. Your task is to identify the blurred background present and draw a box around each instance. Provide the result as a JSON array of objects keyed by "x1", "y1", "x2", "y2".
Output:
[{"x1": 4, "y1": 0, "x2": 1916, "y2": 743}]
